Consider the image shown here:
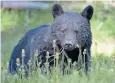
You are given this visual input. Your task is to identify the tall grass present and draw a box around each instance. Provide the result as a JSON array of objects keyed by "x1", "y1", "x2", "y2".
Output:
[
  {"x1": 1, "y1": 55, "x2": 115, "y2": 83},
  {"x1": 1, "y1": 40, "x2": 115, "y2": 83}
]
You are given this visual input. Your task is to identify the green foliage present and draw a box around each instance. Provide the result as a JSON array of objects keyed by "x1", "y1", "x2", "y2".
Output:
[
  {"x1": 92, "y1": 3, "x2": 115, "y2": 37},
  {"x1": 1, "y1": 56, "x2": 115, "y2": 83}
]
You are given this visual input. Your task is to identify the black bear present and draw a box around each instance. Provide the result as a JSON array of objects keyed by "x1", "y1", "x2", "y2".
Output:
[
  {"x1": 8, "y1": 4, "x2": 93, "y2": 75},
  {"x1": 8, "y1": 25, "x2": 50, "y2": 74}
]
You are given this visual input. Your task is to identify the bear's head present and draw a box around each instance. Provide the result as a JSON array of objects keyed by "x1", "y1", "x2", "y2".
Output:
[{"x1": 51, "y1": 4, "x2": 93, "y2": 51}]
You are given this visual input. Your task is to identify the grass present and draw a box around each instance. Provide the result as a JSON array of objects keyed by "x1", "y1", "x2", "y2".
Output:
[
  {"x1": 1, "y1": 56, "x2": 115, "y2": 83},
  {"x1": 1, "y1": 1, "x2": 115, "y2": 83}
]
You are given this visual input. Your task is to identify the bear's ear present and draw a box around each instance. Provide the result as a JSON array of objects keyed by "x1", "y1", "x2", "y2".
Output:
[
  {"x1": 52, "y1": 4, "x2": 64, "y2": 18},
  {"x1": 81, "y1": 5, "x2": 93, "y2": 20}
]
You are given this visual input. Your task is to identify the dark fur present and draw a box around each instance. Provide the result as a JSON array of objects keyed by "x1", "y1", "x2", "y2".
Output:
[{"x1": 8, "y1": 4, "x2": 93, "y2": 74}]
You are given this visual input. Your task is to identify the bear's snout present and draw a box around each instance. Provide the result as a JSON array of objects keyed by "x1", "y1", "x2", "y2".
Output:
[{"x1": 64, "y1": 43, "x2": 74, "y2": 51}]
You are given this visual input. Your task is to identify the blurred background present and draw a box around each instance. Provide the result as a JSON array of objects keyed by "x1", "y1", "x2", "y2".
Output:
[{"x1": 1, "y1": 1, "x2": 115, "y2": 70}]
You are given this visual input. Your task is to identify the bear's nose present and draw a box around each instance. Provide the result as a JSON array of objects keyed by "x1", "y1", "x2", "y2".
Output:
[{"x1": 64, "y1": 44, "x2": 73, "y2": 49}]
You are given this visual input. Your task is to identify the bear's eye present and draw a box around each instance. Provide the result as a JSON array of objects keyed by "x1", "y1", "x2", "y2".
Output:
[
  {"x1": 75, "y1": 30, "x2": 78, "y2": 34},
  {"x1": 61, "y1": 29, "x2": 66, "y2": 33}
]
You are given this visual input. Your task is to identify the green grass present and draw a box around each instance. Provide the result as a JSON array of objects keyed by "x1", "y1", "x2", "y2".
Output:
[
  {"x1": 1, "y1": 2, "x2": 115, "y2": 83},
  {"x1": 1, "y1": 56, "x2": 115, "y2": 83}
]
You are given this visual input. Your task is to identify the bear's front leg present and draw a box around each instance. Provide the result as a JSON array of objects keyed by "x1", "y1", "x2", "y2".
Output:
[{"x1": 82, "y1": 47, "x2": 91, "y2": 75}]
